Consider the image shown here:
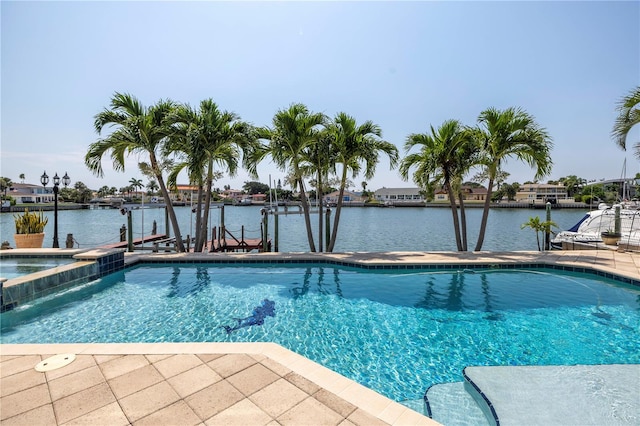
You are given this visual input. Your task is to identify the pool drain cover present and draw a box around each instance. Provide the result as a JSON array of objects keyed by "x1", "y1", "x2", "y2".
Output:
[{"x1": 35, "y1": 353, "x2": 76, "y2": 372}]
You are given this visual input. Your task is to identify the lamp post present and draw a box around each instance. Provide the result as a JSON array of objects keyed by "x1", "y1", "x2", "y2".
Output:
[{"x1": 41, "y1": 171, "x2": 71, "y2": 248}]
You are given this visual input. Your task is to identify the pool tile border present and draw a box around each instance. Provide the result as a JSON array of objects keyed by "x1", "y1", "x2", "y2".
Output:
[{"x1": 126, "y1": 251, "x2": 640, "y2": 287}]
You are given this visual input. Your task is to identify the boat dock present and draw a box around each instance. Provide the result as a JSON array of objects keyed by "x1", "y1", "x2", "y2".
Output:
[
  {"x1": 209, "y1": 226, "x2": 271, "y2": 253},
  {"x1": 100, "y1": 234, "x2": 170, "y2": 250}
]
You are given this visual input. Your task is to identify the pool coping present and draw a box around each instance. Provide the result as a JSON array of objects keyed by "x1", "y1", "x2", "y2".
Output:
[{"x1": 121, "y1": 249, "x2": 640, "y2": 286}]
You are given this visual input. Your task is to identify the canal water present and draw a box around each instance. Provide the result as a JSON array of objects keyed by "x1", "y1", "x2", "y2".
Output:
[{"x1": 0, "y1": 205, "x2": 587, "y2": 252}]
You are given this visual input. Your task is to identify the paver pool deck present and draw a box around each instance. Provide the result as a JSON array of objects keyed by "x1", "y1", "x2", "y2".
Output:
[{"x1": 1, "y1": 250, "x2": 639, "y2": 425}]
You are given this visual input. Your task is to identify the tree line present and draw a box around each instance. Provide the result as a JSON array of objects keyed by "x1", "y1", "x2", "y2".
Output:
[
  {"x1": 47, "y1": 85, "x2": 640, "y2": 252},
  {"x1": 87, "y1": 94, "x2": 554, "y2": 253}
]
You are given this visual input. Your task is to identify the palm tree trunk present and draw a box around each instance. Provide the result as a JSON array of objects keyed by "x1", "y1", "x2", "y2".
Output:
[
  {"x1": 193, "y1": 184, "x2": 204, "y2": 252},
  {"x1": 474, "y1": 175, "x2": 495, "y2": 251},
  {"x1": 198, "y1": 164, "x2": 215, "y2": 252},
  {"x1": 148, "y1": 153, "x2": 185, "y2": 252},
  {"x1": 327, "y1": 167, "x2": 348, "y2": 252},
  {"x1": 298, "y1": 178, "x2": 317, "y2": 252},
  {"x1": 194, "y1": 159, "x2": 213, "y2": 252},
  {"x1": 458, "y1": 189, "x2": 468, "y2": 251},
  {"x1": 317, "y1": 169, "x2": 323, "y2": 252},
  {"x1": 152, "y1": 165, "x2": 185, "y2": 252},
  {"x1": 445, "y1": 180, "x2": 464, "y2": 251}
]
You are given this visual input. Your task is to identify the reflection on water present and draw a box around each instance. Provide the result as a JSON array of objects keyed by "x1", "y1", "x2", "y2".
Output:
[{"x1": 167, "y1": 267, "x2": 211, "y2": 298}]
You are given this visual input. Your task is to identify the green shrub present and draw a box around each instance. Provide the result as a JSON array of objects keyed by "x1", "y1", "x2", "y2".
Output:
[{"x1": 14, "y1": 209, "x2": 48, "y2": 234}]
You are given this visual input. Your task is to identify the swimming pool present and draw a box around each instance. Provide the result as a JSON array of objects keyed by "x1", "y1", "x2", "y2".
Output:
[
  {"x1": 1, "y1": 263, "x2": 639, "y2": 403},
  {"x1": 0, "y1": 257, "x2": 75, "y2": 279}
]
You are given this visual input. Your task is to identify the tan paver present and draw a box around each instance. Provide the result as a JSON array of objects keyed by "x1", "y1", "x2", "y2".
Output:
[
  {"x1": 52, "y1": 382, "x2": 116, "y2": 424},
  {"x1": 153, "y1": 354, "x2": 203, "y2": 379},
  {"x1": 167, "y1": 363, "x2": 223, "y2": 398},
  {"x1": 48, "y1": 365, "x2": 105, "y2": 401},
  {"x1": 185, "y1": 379, "x2": 245, "y2": 420},
  {"x1": 0, "y1": 367, "x2": 46, "y2": 398},
  {"x1": 0, "y1": 383, "x2": 51, "y2": 421},
  {"x1": 347, "y1": 408, "x2": 391, "y2": 426},
  {"x1": 45, "y1": 354, "x2": 97, "y2": 381},
  {"x1": 2, "y1": 403, "x2": 56, "y2": 426},
  {"x1": 277, "y1": 397, "x2": 344, "y2": 426},
  {"x1": 0, "y1": 355, "x2": 41, "y2": 378},
  {"x1": 133, "y1": 400, "x2": 202, "y2": 426},
  {"x1": 60, "y1": 401, "x2": 129, "y2": 426},
  {"x1": 107, "y1": 363, "x2": 164, "y2": 399},
  {"x1": 315, "y1": 388, "x2": 358, "y2": 418},
  {"x1": 249, "y1": 378, "x2": 309, "y2": 418},
  {"x1": 207, "y1": 353, "x2": 257, "y2": 378},
  {"x1": 99, "y1": 354, "x2": 149, "y2": 380},
  {"x1": 119, "y1": 380, "x2": 181, "y2": 422},
  {"x1": 205, "y1": 399, "x2": 272, "y2": 426},
  {"x1": 226, "y1": 362, "x2": 280, "y2": 396},
  {"x1": 284, "y1": 371, "x2": 321, "y2": 395}
]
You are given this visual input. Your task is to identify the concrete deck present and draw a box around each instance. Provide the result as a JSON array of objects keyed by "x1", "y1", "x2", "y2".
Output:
[{"x1": 1, "y1": 250, "x2": 639, "y2": 425}]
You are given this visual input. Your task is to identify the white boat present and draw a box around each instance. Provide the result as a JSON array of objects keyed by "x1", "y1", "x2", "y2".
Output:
[
  {"x1": 551, "y1": 203, "x2": 640, "y2": 249},
  {"x1": 237, "y1": 197, "x2": 253, "y2": 206}
]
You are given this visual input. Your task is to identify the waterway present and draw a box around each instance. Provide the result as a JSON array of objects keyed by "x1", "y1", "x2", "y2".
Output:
[{"x1": 0, "y1": 205, "x2": 587, "y2": 252}]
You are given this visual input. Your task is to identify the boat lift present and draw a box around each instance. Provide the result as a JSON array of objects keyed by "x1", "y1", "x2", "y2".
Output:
[{"x1": 260, "y1": 204, "x2": 331, "y2": 252}]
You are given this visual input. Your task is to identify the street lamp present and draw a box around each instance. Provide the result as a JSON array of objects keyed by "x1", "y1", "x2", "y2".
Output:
[{"x1": 41, "y1": 171, "x2": 71, "y2": 248}]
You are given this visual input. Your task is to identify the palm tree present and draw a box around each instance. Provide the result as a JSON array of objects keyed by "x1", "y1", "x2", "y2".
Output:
[
  {"x1": 521, "y1": 216, "x2": 558, "y2": 251},
  {"x1": 612, "y1": 86, "x2": 640, "y2": 159},
  {"x1": 86, "y1": 92, "x2": 186, "y2": 252},
  {"x1": 400, "y1": 120, "x2": 478, "y2": 251},
  {"x1": 166, "y1": 99, "x2": 258, "y2": 252},
  {"x1": 473, "y1": 107, "x2": 553, "y2": 251},
  {"x1": 255, "y1": 103, "x2": 326, "y2": 252},
  {"x1": 0, "y1": 177, "x2": 12, "y2": 200},
  {"x1": 325, "y1": 112, "x2": 398, "y2": 252},
  {"x1": 129, "y1": 178, "x2": 143, "y2": 198},
  {"x1": 19, "y1": 173, "x2": 25, "y2": 183},
  {"x1": 98, "y1": 185, "x2": 110, "y2": 197},
  {"x1": 146, "y1": 179, "x2": 159, "y2": 195},
  {"x1": 558, "y1": 175, "x2": 585, "y2": 198}
]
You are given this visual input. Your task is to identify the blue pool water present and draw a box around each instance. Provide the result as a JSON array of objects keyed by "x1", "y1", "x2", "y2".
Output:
[
  {"x1": 0, "y1": 258, "x2": 74, "y2": 279},
  {"x1": 1, "y1": 264, "x2": 639, "y2": 403}
]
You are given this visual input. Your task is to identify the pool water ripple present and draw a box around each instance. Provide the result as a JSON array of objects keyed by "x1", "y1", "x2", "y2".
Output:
[{"x1": 1, "y1": 264, "x2": 639, "y2": 402}]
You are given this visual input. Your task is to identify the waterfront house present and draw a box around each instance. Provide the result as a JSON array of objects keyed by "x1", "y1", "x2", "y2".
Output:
[
  {"x1": 4, "y1": 183, "x2": 53, "y2": 204},
  {"x1": 221, "y1": 189, "x2": 245, "y2": 203},
  {"x1": 433, "y1": 186, "x2": 488, "y2": 202},
  {"x1": 373, "y1": 187, "x2": 426, "y2": 205},
  {"x1": 323, "y1": 190, "x2": 366, "y2": 205},
  {"x1": 515, "y1": 183, "x2": 571, "y2": 205},
  {"x1": 172, "y1": 184, "x2": 200, "y2": 203}
]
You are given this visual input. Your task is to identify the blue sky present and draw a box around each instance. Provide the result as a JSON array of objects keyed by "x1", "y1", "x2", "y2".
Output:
[{"x1": 2, "y1": 1, "x2": 639, "y2": 192}]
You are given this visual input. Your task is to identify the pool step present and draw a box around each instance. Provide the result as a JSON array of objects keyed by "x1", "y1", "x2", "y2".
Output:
[
  {"x1": 426, "y1": 364, "x2": 640, "y2": 425},
  {"x1": 424, "y1": 382, "x2": 491, "y2": 426},
  {"x1": 398, "y1": 399, "x2": 428, "y2": 416}
]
